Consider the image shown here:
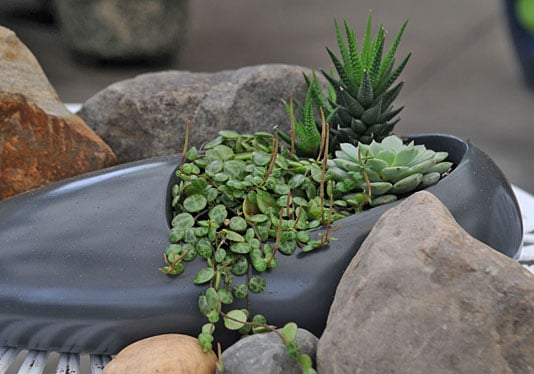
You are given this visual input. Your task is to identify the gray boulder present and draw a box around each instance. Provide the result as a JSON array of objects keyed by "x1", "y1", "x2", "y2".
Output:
[
  {"x1": 79, "y1": 64, "x2": 316, "y2": 162},
  {"x1": 317, "y1": 191, "x2": 534, "y2": 373},
  {"x1": 217, "y1": 328, "x2": 318, "y2": 374}
]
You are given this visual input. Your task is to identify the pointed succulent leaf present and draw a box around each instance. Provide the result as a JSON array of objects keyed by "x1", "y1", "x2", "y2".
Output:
[
  {"x1": 379, "y1": 81, "x2": 404, "y2": 111},
  {"x1": 359, "y1": 181, "x2": 392, "y2": 196},
  {"x1": 377, "y1": 105, "x2": 404, "y2": 125},
  {"x1": 380, "y1": 20, "x2": 408, "y2": 77},
  {"x1": 340, "y1": 89, "x2": 365, "y2": 117},
  {"x1": 326, "y1": 47, "x2": 353, "y2": 91},
  {"x1": 344, "y1": 19, "x2": 363, "y2": 84},
  {"x1": 361, "y1": 12, "x2": 373, "y2": 67},
  {"x1": 369, "y1": 25, "x2": 385, "y2": 88},
  {"x1": 350, "y1": 118, "x2": 368, "y2": 133},
  {"x1": 393, "y1": 148, "x2": 419, "y2": 166},
  {"x1": 365, "y1": 158, "x2": 388, "y2": 171},
  {"x1": 390, "y1": 173, "x2": 423, "y2": 194},
  {"x1": 376, "y1": 150, "x2": 396, "y2": 165},
  {"x1": 409, "y1": 159, "x2": 436, "y2": 174},
  {"x1": 361, "y1": 101, "x2": 382, "y2": 124},
  {"x1": 430, "y1": 161, "x2": 453, "y2": 174},
  {"x1": 357, "y1": 70, "x2": 374, "y2": 107},
  {"x1": 334, "y1": 19, "x2": 353, "y2": 80},
  {"x1": 381, "y1": 166, "x2": 412, "y2": 182},
  {"x1": 421, "y1": 172, "x2": 441, "y2": 188},
  {"x1": 339, "y1": 142, "x2": 361, "y2": 161},
  {"x1": 370, "y1": 194, "x2": 398, "y2": 207},
  {"x1": 381, "y1": 52, "x2": 411, "y2": 93},
  {"x1": 433, "y1": 151, "x2": 449, "y2": 163}
]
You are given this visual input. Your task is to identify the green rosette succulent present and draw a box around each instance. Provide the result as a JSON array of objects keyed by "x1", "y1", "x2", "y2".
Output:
[{"x1": 327, "y1": 135, "x2": 452, "y2": 206}]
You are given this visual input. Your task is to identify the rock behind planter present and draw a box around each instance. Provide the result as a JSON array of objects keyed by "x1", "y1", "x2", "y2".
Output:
[
  {"x1": 79, "y1": 64, "x2": 318, "y2": 162},
  {"x1": 54, "y1": 0, "x2": 189, "y2": 62},
  {"x1": 317, "y1": 191, "x2": 534, "y2": 373}
]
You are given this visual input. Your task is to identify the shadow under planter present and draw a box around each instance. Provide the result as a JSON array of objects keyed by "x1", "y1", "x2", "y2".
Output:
[{"x1": 0, "y1": 134, "x2": 523, "y2": 354}]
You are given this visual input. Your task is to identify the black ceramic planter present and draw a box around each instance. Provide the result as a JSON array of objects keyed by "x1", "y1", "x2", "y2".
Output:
[{"x1": 0, "y1": 134, "x2": 522, "y2": 355}]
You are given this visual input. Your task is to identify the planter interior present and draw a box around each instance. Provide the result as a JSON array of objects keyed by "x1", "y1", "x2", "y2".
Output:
[{"x1": 0, "y1": 134, "x2": 522, "y2": 354}]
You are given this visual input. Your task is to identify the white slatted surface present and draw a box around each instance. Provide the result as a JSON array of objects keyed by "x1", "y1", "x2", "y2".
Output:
[{"x1": 0, "y1": 185, "x2": 532, "y2": 373}]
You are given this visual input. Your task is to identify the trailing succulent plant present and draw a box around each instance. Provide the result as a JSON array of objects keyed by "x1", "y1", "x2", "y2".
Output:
[
  {"x1": 327, "y1": 135, "x2": 452, "y2": 206},
  {"x1": 162, "y1": 15, "x2": 453, "y2": 374}
]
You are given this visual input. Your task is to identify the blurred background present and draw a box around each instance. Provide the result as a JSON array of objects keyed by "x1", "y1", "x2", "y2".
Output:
[{"x1": 1, "y1": 0, "x2": 533, "y2": 192}]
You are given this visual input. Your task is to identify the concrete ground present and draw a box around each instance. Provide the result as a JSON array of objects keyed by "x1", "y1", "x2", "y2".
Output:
[{"x1": 1, "y1": 0, "x2": 533, "y2": 192}]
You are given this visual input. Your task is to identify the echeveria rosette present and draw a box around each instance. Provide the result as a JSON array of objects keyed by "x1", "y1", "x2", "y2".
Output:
[{"x1": 327, "y1": 135, "x2": 452, "y2": 206}]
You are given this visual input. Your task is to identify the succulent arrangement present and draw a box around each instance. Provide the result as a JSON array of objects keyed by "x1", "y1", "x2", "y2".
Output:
[{"x1": 162, "y1": 15, "x2": 452, "y2": 373}]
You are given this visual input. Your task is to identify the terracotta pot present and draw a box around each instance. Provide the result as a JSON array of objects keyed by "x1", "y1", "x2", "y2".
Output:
[{"x1": 0, "y1": 134, "x2": 522, "y2": 354}]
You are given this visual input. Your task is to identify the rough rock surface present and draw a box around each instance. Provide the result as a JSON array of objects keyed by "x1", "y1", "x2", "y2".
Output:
[
  {"x1": 79, "y1": 64, "x2": 317, "y2": 162},
  {"x1": 0, "y1": 26, "x2": 117, "y2": 200},
  {"x1": 54, "y1": 0, "x2": 189, "y2": 61},
  {"x1": 317, "y1": 191, "x2": 534, "y2": 373},
  {"x1": 217, "y1": 328, "x2": 318, "y2": 374},
  {"x1": 103, "y1": 334, "x2": 217, "y2": 374}
]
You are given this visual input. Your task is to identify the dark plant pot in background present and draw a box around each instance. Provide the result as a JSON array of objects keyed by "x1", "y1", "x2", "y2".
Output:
[
  {"x1": 504, "y1": 0, "x2": 534, "y2": 88},
  {"x1": 0, "y1": 134, "x2": 522, "y2": 354},
  {"x1": 53, "y1": 0, "x2": 189, "y2": 64}
]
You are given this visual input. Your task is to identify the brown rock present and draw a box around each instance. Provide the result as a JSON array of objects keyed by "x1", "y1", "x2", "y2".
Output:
[
  {"x1": 103, "y1": 334, "x2": 217, "y2": 374},
  {"x1": 317, "y1": 191, "x2": 534, "y2": 373},
  {"x1": 0, "y1": 26, "x2": 116, "y2": 200}
]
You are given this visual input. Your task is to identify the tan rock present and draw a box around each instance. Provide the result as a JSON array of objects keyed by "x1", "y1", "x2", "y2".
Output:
[
  {"x1": 317, "y1": 191, "x2": 534, "y2": 373},
  {"x1": 0, "y1": 26, "x2": 116, "y2": 200},
  {"x1": 104, "y1": 334, "x2": 217, "y2": 374}
]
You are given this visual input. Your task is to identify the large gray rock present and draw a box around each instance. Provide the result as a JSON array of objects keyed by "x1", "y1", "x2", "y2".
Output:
[
  {"x1": 217, "y1": 328, "x2": 318, "y2": 374},
  {"x1": 317, "y1": 191, "x2": 534, "y2": 373},
  {"x1": 79, "y1": 64, "x2": 316, "y2": 162}
]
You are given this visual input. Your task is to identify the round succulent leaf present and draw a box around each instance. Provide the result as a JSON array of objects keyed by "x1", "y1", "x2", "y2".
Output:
[
  {"x1": 273, "y1": 183, "x2": 290, "y2": 195},
  {"x1": 208, "y1": 204, "x2": 228, "y2": 225},
  {"x1": 230, "y1": 242, "x2": 251, "y2": 254},
  {"x1": 229, "y1": 216, "x2": 247, "y2": 232},
  {"x1": 168, "y1": 228, "x2": 184, "y2": 243},
  {"x1": 212, "y1": 172, "x2": 229, "y2": 183},
  {"x1": 219, "y1": 130, "x2": 241, "y2": 139},
  {"x1": 183, "y1": 194, "x2": 208, "y2": 213},
  {"x1": 278, "y1": 240, "x2": 297, "y2": 255},
  {"x1": 218, "y1": 288, "x2": 233, "y2": 304},
  {"x1": 247, "y1": 214, "x2": 268, "y2": 223},
  {"x1": 391, "y1": 173, "x2": 423, "y2": 194},
  {"x1": 194, "y1": 267, "x2": 215, "y2": 284},
  {"x1": 198, "y1": 295, "x2": 211, "y2": 316},
  {"x1": 253, "y1": 151, "x2": 272, "y2": 166},
  {"x1": 288, "y1": 174, "x2": 307, "y2": 189},
  {"x1": 206, "y1": 144, "x2": 234, "y2": 161},
  {"x1": 196, "y1": 238, "x2": 212, "y2": 259},
  {"x1": 223, "y1": 160, "x2": 246, "y2": 179},
  {"x1": 256, "y1": 189, "x2": 277, "y2": 213},
  {"x1": 281, "y1": 322, "x2": 298, "y2": 342},
  {"x1": 205, "y1": 287, "x2": 220, "y2": 310},
  {"x1": 224, "y1": 309, "x2": 247, "y2": 330},
  {"x1": 232, "y1": 283, "x2": 249, "y2": 299},
  {"x1": 214, "y1": 248, "x2": 226, "y2": 263},
  {"x1": 338, "y1": 143, "x2": 360, "y2": 162},
  {"x1": 223, "y1": 229, "x2": 245, "y2": 242},
  {"x1": 231, "y1": 255, "x2": 248, "y2": 275},
  {"x1": 205, "y1": 159, "x2": 223, "y2": 175},
  {"x1": 359, "y1": 181, "x2": 392, "y2": 196},
  {"x1": 248, "y1": 275, "x2": 266, "y2": 293},
  {"x1": 171, "y1": 212, "x2": 195, "y2": 229}
]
